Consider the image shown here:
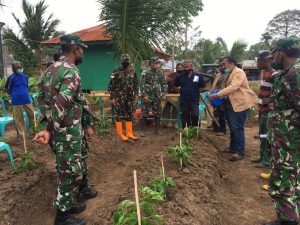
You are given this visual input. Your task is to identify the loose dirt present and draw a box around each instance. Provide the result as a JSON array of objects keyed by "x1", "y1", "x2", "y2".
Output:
[{"x1": 0, "y1": 120, "x2": 276, "y2": 225}]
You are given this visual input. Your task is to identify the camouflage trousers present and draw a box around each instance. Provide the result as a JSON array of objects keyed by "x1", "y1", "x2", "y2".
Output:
[
  {"x1": 142, "y1": 99, "x2": 161, "y2": 118},
  {"x1": 53, "y1": 139, "x2": 84, "y2": 212},
  {"x1": 259, "y1": 112, "x2": 271, "y2": 167},
  {"x1": 269, "y1": 132, "x2": 300, "y2": 222},
  {"x1": 114, "y1": 98, "x2": 135, "y2": 122}
]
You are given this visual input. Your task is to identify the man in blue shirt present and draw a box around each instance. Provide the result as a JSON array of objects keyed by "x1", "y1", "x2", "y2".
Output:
[
  {"x1": 174, "y1": 60, "x2": 206, "y2": 127},
  {"x1": 6, "y1": 61, "x2": 34, "y2": 134}
]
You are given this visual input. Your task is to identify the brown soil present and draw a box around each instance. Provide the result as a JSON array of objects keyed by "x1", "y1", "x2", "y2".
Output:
[{"x1": 0, "y1": 119, "x2": 276, "y2": 225}]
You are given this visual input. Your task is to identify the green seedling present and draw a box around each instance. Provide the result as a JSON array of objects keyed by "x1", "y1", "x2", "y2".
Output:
[
  {"x1": 95, "y1": 116, "x2": 110, "y2": 134},
  {"x1": 13, "y1": 152, "x2": 37, "y2": 174},
  {"x1": 113, "y1": 188, "x2": 163, "y2": 225},
  {"x1": 168, "y1": 143, "x2": 192, "y2": 166},
  {"x1": 179, "y1": 126, "x2": 198, "y2": 143},
  {"x1": 149, "y1": 173, "x2": 175, "y2": 199}
]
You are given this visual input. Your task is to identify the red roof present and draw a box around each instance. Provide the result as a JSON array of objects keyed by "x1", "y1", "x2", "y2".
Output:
[
  {"x1": 41, "y1": 24, "x2": 111, "y2": 44},
  {"x1": 41, "y1": 24, "x2": 170, "y2": 57}
]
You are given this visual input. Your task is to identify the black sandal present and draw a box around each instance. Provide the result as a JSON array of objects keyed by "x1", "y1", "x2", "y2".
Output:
[
  {"x1": 222, "y1": 147, "x2": 235, "y2": 153},
  {"x1": 229, "y1": 153, "x2": 244, "y2": 162}
]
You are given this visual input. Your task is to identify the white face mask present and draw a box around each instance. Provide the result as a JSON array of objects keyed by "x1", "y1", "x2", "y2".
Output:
[{"x1": 17, "y1": 68, "x2": 24, "y2": 74}]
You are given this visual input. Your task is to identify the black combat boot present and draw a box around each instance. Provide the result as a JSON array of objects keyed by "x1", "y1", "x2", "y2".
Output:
[
  {"x1": 154, "y1": 117, "x2": 162, "y2": 135},
  {"x1": 54, "y1": 210, "x2": 86, "y2": 225},
  {"x1": 69, "y1": 202, "x2": 86, "y2": 214},
  {"x1": 140, "y1": 116, "x2": 147, "y2": 137},
  {"x1": 77, "y1": 175, "x2": 98, "y2": 202}
]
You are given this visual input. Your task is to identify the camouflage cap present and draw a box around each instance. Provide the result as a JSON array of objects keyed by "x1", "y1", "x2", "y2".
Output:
[
  {"x1": 269, "y1": 36, "x2": 300, "y2": 55},
  {"x1": 120, "y1": 54, "x2": 130, "y2": 62},
  {"x1": 59, "y1": 34, "x2": 88, "y2": 48},
  {"x1": 149, "y1": 56, "x2": 160, "y2": 64}
]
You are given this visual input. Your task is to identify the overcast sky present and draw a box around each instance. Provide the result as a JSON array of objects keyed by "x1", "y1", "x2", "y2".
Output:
[{"x1": 1, "y1": 0, "x2": 299, "y2": 48}]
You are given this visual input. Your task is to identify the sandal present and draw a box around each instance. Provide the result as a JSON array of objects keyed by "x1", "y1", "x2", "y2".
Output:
[
  {"x1": 229, "y1": 153, "x2": 244, "y2": 162},
  {"x1": 222, "y1": 147, "x2": 235, "y2": 153}
]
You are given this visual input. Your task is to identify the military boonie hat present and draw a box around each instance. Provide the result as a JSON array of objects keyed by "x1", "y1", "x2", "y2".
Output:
[
  {"x1": 269, "y1": 36, "x2": 300, "y2": 57},
  {"x1": 60, "y1": 34, "x2": 88, "y2": 48},
  {"x1": 121, "y1": 54, "x2": 130, "y2": 61},
  {"x1": 150, "y1": 56, "x2": 160, "y2": 64}
]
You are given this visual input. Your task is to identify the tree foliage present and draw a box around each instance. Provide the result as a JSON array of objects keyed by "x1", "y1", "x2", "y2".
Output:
[
  {"x1": 3, "y1": 0, "x2": 60, "y2": 76},
  {"x1": 265, "y1": 9, "x2": 300, "y2": 39},
  {"x1": 230, "y1": 40, "x2": 247, "y2": 62},
  {"x1": 98, "y1": 0, "x2": 203, "y2": 63}
]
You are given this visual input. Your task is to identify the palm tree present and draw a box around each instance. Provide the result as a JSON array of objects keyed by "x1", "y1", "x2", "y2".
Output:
[
  {"x1": 98, "y1": 0, "x2": 203, "y2": 63},
  {"x1": 3, "y1": 0, "x2": 60, "y2": 75},
  {"x1": 230, "y1": 40, "x2": 248, "y2": 62}
]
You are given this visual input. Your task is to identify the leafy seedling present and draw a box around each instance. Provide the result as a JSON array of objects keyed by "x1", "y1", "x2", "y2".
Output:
[
  {"x1": 113, "y1": 189, "x2": 163, "y2": 225},
  {"x1": 13, "y1": 152, "x2": 37, "y2": 174},
  {"x1": 149, "y1": 173, "x2": 175, "y2": 199},
  {"x1": 179, "y1": 126, "x2": 198, "y2": 143},
  {"x1": 95, "y1": 116, "x2": 110, "y2": 134}
]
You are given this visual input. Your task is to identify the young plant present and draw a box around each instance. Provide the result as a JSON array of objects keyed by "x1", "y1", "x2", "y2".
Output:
[
  {"x1": 30, "y1": 118, "x2": 43, "y2": 135},
  {"x1": 13, "y1": 152, "x2": 37, "y2": 174},
  {"x1": 148, "y1": 173, "x2": 175, "y2": 199},
  {"x1": 113, "y1": 188, "x2": 164, "y2": 225},
  {"x1": 95, "y1": 116, "x2": 110, "y2": 134},
  {"x1": 179, "y1": 126, "x2": 198, "y2": 143}
]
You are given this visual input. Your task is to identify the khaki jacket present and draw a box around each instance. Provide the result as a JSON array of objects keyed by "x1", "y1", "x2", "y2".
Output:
[{"x1": 217, "y1": 67, "x2": 258, "y2": 112}]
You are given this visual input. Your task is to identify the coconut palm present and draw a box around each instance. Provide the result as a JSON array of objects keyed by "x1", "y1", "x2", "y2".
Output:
[
  {"x1": 230, "y1": 40, "x2": 248, "y2": 62},
  {"x1": 3, "y1": 0, "x2": 60, "y2": 75},
  {"x1": 98, "y1": 0, "x2": 203, "y2": 63}
]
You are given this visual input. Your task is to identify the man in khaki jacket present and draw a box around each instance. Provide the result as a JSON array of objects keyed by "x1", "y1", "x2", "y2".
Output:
[{"x1": 209, "y1": 56, "x2": 258, "y2": 161}]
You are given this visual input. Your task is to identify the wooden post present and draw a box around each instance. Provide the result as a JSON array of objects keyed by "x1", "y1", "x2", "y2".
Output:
[
  {"x1": 22, "y1": 131, "x2": 27, "y2": 153},
  {"x1": 133, "y1": 170, "x2": 142, "y2": 225},
  {"x1": 160, "y1": 154, "x2": 165, "y2": 180},
  {"x1": 179, "y1": 132, "x2": 183, "y2": 169}
]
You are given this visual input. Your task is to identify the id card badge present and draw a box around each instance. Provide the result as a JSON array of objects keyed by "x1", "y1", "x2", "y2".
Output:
[{"x1": 193, "y1": 76, "x2": 199, "y2": 82}]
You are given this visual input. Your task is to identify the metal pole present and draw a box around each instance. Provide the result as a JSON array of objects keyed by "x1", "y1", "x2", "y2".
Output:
[{"x1": 0, "y1": 22, "x2": 5, "y2": 78}]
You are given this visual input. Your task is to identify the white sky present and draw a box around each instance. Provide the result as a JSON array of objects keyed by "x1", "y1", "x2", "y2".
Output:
[{"x1": 1, "y1": 0, "x2": 300, "y2": 49}]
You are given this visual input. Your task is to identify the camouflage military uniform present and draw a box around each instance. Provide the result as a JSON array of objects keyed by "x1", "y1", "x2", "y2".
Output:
[
  {"x1": 38, "y1": 56, "x2": 93, "y2": 212},
  {"x1": 140, "y1": 67, "x2": 167, "y2": 118},
  {"x1": 268, "y1": 59, "x2": 300, "y2": 223},
  {"x1": 108, "y1": 65, "x2": 138, "y2": 122}
]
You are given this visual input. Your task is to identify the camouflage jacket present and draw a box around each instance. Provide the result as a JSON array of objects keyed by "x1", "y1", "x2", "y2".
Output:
[
  {"x1": 140, "y1": 68, "x2": 167, "y2": 100},
  {"x1": 108, "y1": 66, "x2": 138, "y2": 100},
  {"x1": 38, "y1": 56, "x2": 93, "y2": 142},
  {"x1": 268, "y1": 60, "x2": 300, "y2": 141}
]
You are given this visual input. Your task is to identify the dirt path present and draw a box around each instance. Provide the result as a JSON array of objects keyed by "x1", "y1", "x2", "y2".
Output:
[{"x1": 0, "y1": 123, "x2": 277, "y2": 225}]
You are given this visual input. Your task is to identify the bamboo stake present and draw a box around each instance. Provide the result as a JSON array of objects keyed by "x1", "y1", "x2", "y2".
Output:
[
  {"x1": 133, "y1": 170, "x2": 142, "y2": 225},
  {"x1": 22, "y1": 131, "x2": 27, "y2": 153},
  {"x1": 179, "y1": 132, "x2": 183, "y2": 169},
  {"x1": 160, "y1": 154, "x2": 165, "y2": 180}
]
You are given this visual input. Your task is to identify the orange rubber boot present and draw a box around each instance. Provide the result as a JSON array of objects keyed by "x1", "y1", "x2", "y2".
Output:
[
  {"x1": 116, "y1": 122, "x2": 128, "y2": 142},
  {"x1": 125, "y1": 121, "x2": 139, "y2": 140}
]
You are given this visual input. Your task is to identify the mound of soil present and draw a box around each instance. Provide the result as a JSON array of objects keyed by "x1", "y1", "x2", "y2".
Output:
[{"x1": 0, "y1": 123, "x2": 275, "y2": 225}]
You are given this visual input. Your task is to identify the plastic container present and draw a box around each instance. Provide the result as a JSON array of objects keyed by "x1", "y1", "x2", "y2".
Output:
[{"x1": 209, "y1": 90, "x2": 224, "y2": 107}]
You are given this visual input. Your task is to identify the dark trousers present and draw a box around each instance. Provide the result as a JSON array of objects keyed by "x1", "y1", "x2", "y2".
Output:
[
  {"x1": 180, "y1": 103, "x2": 199, "y2": 127},
  {"x1": 215, "y1": 106, "x2": 226, "y2": 133},
  {"x1": 225, "y1": 107, "x2": 249, "y2": 155}
]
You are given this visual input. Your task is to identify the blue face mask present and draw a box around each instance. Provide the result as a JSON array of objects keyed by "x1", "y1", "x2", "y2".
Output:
[{"x1": 17, "y1": 68, "x2": 24, "y2": 74}]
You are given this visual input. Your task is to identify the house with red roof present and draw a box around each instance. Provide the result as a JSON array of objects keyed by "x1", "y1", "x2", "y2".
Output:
[{"x1": 42, "y1": 24, "x2": 170, "y2": 91}]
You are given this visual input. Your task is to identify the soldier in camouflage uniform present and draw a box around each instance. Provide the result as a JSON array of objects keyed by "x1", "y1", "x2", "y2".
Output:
[
  {"x1": 140, "y1": 56, "x2": 167, "y2": 136},
  {"x1": 264, "y1": 37, "x2": 300, "y2": 225},
  {"x1": 35, "y1": 35, "x2": 96, "y2": 225},
  {"x1": 108, "y1": 54, "x2": 139, "y2": 142}
]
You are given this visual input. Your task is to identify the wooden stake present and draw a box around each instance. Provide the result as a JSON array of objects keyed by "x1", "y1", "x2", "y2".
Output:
[
  {"x1": 160, "y1": 154, "x2": 165, "y2": 180},
  {"x1": 133, "y1": 170, "x2": 142, "y2": 225},
  {"x1": 179, "y1": 132, "x2": 183, "y2": 169},
  {"x1": 22, "y1": 131, "x2": 27, "y2": 153}
]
